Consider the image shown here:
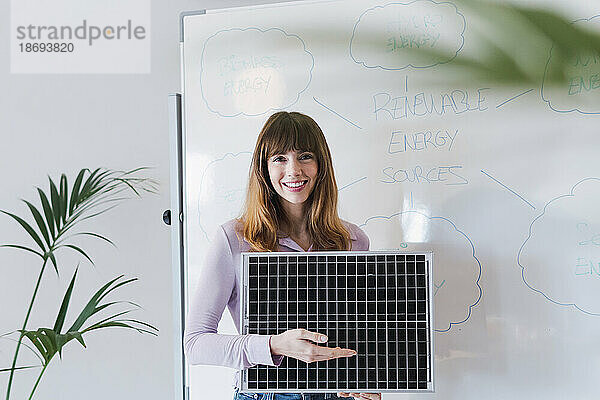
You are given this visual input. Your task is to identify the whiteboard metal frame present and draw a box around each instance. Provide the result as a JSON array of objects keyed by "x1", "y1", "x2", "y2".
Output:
[{"x1": 168, "y1": 93, "x2": 188, "y2": 400}]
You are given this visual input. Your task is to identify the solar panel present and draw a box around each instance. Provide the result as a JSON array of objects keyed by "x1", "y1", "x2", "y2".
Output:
[{"x1": 240, "y1": 251, "x2": 434, "y2": 393}]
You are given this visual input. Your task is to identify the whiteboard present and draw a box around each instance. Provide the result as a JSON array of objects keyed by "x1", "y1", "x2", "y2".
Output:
[{"x1": 180, "y1": 1, "x2": 600, "y2": 398}]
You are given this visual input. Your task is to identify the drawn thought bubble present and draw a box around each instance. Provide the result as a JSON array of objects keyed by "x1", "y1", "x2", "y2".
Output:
[
  {"x1": 518, "y1": 178, "x2": 600, "y2": 316},
  {"x1": 350, "y1": 0, "x2": 466, "y2": 70},
  {"x1": 541, "y1": 15, "x2": 600, "y2": 114},
  {"x1": 200, "y1": 27, "x2": 314, "y2": 117},
  {"x1": 198, "y1": 152, "x2": 251, "y2": 241},
  {"x1": 361, "y1": 210, "x2": 482, "y2": 332}
]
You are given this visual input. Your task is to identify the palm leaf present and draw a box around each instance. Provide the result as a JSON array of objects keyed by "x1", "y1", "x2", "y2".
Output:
[
  {"x1": 0, "y1": 365, "x2": 41, "y2": 373},
  {"x1": 119, "y1": 166, "x2": 151, "y2": 176},
  {"x1": 56, "y1": 232, "x2": 116, "y2": 248},
  {"x1": 48, "y1": 177, "x2": 62, "y2": 233},
  {"x1": 82, "y1": 321, "x2": 157, "y2": 336},
  {"x1": 19, "y1": 273, "x2": 157, "y2": 366},
  {"x1": 56, "y1": 332, "x2": 84, "y2": 358},
  {"x1": 53, "y1": 268, "x2": 78, "y2": 333},
  {"x1": 0, "y1": 244, "x2": 43, "y2": 259},
  {"x1": 22, "y1": 200, "x2": 51, "y2": 249},
  {"x1": 74, "y1": 168, "x2": 99, "y2": 205},
  {"x1": 96, "y1": 278, "x2": 138, "y2": 303},
  {"x1": 37, "y1": 188, "x2": 56, "y2": 240},
  {"x1": 89, "y1": 169, "x2": 113, "y2": 187},
  {"x1": 2, "y1": 167, "x2": 156, "y2": 276},
  {"x1": 68, "y1": 169, "x2": 87, "y2": 216},
  {"x1": 19, "y1": 329, "x2": 85, "y2": 364},
  {"x1": 1, "y1": 330, "x2": 45, "y2": 364},
  {"x1": 20, "y1": 330, "x2": 55, "y2": 364},
  {"x1": 76, "y1": 204, "x2": 121, "y2": 224},
  {"x1": 68, "y1": 274, "x2": 126, "y2": 332},
  {"x1": 112, "y1": 177, "x2": 141, "y2": 196},
  {"x1": 0, "y1": 211, "x2": 46, "y2": 253},
  {"x1": 59, "y1": 244, "x2": 94, "y2": 266},
  {"x1": 77, "y1": 169, "x2": 104, "y2": 205},
  {"x1": 62, "y1": 196, "x2": 126, "y2": 229},
  {"x1": 48, "y1": 252, "x2": 59, "y2": 276},
  {"x1": 59, "y1": 174, "x2": 68, "y2": 225},
  {"x1": 84, "y1": 301, "x2": 141, "y2": 325},
  {"x1": 87, "y1": 309, "x2": 135, "y2": 327},
  {"x1": 36, "y1": 329, "x2": 56, "y2": 358},
  {"x1": 92, "y1": 300, "x2": 135, "y2": 314},
  {"x1": 82, "y1": 310, "x2": 133, "y2": 333},
  {"x1": 116, "y1": 318, "x2": 158, "y2": 332}
]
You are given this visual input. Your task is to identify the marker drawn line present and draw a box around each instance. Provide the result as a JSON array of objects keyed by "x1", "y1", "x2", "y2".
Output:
[
  {"x1": 198, "y1": 151, "x2": 253, "y2": 242},
  {"x1": 541, "y1": 15, "x2": 600, "y2": 115},
  {"x1": 496, "y1": 88, "x2": 534, "y2": 108},
  {"x1": 200, "y1": 27, "x2": 314, "y2": 117},
  {"x1": 313, "y1": 97, "x2": 362, "y2": 129},
  {"x1": 434, "y1": 279, "x2": 446, "y2": 296},
  {"x1": 517, "y1": 177, "x2": 600, "y2": 316},
  {"x1": 480, "y1": 170, "x2": 536, "y2": 209},
  {"x1": 339, "y1": 176, "x2": 367, "y2": 191},
  {"x1": 360, "y1": 210, "x2": 483, "y2": 333},
  {"x1": 349, "y1": 2, "x2": 467, "y2": 71}
]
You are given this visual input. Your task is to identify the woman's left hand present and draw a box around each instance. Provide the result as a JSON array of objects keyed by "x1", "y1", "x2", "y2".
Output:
[{"x1": 337, "y1": 392, "x2": 381, "y2": 399}]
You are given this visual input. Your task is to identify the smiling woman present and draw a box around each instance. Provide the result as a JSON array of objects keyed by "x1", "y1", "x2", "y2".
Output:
[
  {"x1": 268, "y1": 149, "x2": 318, "y2": 251},
  {"x1": 184, "y1": 112, "x2": 378, "y2": 399}
]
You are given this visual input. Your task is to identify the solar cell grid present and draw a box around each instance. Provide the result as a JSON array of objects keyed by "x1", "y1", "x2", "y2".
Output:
[{"x1": 241, "y1": 252, "x2": 433, "y2": 392}]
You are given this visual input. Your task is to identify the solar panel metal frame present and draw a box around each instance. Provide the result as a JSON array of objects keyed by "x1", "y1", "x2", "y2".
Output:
[{"x1": 239, "y1": 251, "x2": 435, "y2": 393}]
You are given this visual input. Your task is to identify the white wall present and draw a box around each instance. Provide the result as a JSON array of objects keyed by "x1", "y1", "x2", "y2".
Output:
[{"x1": 0, "y1": 1, "x2": 290, "y2": 398}]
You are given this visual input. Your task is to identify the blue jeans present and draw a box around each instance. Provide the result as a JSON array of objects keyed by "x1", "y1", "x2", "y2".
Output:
[{"x1": 234, "y1": 389, "x2": 342, "y2": 400}]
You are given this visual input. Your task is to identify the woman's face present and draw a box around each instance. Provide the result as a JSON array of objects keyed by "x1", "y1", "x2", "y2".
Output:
[{"x1": 267, "y1": 150, "x2": 318, "y2": 208}]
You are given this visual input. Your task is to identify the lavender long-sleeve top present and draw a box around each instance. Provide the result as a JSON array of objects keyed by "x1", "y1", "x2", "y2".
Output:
[{"x1": 183, "y1": 218, "x2": 370, "y2": 386}]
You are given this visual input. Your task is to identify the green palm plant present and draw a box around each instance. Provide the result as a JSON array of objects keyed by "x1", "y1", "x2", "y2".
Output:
[
  {"x1": 21, "y1": 268, "x2": 158, "y2": 399},
  {"x1": 1, "y1": 167, "x2": 159, "y2": 399}
]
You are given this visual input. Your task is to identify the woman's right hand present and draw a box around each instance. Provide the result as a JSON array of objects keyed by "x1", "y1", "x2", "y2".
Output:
[{"x1": 270, "y1": 328, "x2": 357, "y2": 363}]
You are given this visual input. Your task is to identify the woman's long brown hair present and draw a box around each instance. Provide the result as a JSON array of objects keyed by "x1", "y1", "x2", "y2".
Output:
[{"x1": 237, "y1": 111, "x2": 351, "y2": 251}]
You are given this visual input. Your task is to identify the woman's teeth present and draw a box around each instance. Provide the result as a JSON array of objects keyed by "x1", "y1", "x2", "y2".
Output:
[{"x1": 283, "y1": 181, "x2": 307, "y2": 188}]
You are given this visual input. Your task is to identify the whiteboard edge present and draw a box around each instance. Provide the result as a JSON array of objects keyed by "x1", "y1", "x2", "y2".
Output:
[{"x1": 179, "y1": 10, "x2": 206, "y2": 42}]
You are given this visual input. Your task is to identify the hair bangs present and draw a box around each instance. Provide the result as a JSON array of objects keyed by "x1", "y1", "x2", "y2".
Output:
[{"x1": 264, "y1": 113, "x2": 319, "y2": 158}]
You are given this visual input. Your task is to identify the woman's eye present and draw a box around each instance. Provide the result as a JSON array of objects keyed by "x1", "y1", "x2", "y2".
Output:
[
  {"x1": 273, "y1": 156, "x2": 286, "y2": 162},
  {"x1": 300, "y1": 153, "x2": 313, "y2": 160}
]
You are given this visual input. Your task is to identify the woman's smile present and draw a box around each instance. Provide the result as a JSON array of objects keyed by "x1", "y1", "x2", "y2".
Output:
[
  {"x1": 282, "y1": 180, "x2": 308, "y2": 191},
  {"x1": 268, "y1": 150, "x2": 318, "y2": 206}
]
